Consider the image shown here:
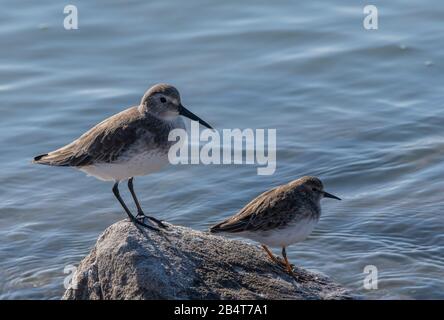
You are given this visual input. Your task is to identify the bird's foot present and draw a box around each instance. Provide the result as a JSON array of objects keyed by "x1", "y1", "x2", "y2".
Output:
[
  {"x1": 136, "y1": 212, "x2": 168, "y2": 229},
  {"x1": 275, "y1": 256, "x2": 294, "y2": 269},
  {"x1": 130, "y1": 215, "x2": 160, "y2": 232},
  {"x1": 285, "y1": 265, "x2": 295, "y2": 275},
  {"x1": 264, "y1": 250, "x2": 292, "y2": 269},
  {"x1": 274, "y1": 257, "x2": 297, "y2": 277}
]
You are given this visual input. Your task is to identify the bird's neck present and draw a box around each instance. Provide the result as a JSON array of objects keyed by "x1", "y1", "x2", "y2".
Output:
[{"x1": 140, "y1": 108, "x2": 182, "y2": 131}]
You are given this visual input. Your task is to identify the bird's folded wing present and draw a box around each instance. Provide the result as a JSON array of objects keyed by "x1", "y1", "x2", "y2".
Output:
[
  {"x1": 211, "y1": 185, "x2": 297, "y2": 233},
  {"x1": 34, "y1": 107, "x2": 149, "y2": 167}
]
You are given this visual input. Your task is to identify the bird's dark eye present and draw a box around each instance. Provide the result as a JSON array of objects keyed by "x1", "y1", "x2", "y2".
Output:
[
  {"x1": 160, "y1": 97, "x2": 167, "y2": 103},
  {"x1": 312, "y1": 188, "x2": 318, "y2": 192}
]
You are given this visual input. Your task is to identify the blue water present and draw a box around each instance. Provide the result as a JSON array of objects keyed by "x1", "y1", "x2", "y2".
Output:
[{"x1": 1, "y1": 0, "x2": 444, "y2": 299}]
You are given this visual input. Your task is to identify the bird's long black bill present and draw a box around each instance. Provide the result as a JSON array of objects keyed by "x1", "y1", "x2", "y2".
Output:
[
  {"x1": 179, "y1": 105, "x2": 213, "y2": 129},
  {"x1": 323, "y1": 191, "x2": 341, "y2": 200}
]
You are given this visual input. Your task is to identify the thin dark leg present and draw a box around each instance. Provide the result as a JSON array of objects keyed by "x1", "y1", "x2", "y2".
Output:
[
  {"x1": 127, "y1": 178, "x2": 144, "y2": 214},
  {"x1": 127, "y1": 177, "x2": 167, "y2": 228},
  {"x1": 112, "y1": 182, "x2": 159, "y2": 231},
  {"x1": 281, "y1": 247, "x2": 294, "y2": 274}
]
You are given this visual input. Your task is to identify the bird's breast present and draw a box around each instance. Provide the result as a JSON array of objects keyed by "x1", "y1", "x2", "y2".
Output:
[
  {"x1": 244, "y1": 217, "x2": 319, "y2": 248},
  {"x1": 80, "y1": 150, "x2": 169, "y2": 181}
]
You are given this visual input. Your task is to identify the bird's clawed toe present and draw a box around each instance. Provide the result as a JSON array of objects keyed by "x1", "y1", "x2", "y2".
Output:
[
  {"x1": 285, "y1": 264, "x2": 294, "y2": 275},
  {"x1": 131, "y1": 215, "x2": 160, "y2": 231},
  {"x1": 136, "y1": 213, "x2": 168, "y2": 229},
  {"x1": 275, "y1": 256, "x2": 294, "y2": 268},
  {"x1": 274, "y1": 257, "x2": 294, "y2": 274},
  {"x1": 147, "y1": 216, "x2": 168, "y2": 229}
]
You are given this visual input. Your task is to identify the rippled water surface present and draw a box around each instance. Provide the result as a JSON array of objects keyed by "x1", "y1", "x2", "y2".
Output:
[{"x1": 1, "y1": 0, "x2": 444, "y2": 299}]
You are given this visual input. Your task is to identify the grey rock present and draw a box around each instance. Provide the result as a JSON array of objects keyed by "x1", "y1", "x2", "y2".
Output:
[{"x1": 63, "y1": 220, "x2": 352, "y2": 300}]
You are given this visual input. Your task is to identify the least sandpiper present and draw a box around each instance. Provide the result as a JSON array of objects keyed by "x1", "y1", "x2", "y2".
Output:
[
  {"x1": 210, "y1": 176, "x2": 340, "y2": 274},
  {"x1": 33, "y1": 83, "x2": 213, "y2": 231}
]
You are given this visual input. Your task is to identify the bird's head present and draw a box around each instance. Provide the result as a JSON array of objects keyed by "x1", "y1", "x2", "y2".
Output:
[
  {"x1": 139, "y1": 83, "x2": 213, "y2": 129},
  {"x1": 291, "y1": 176, "x2": 341, "y2": 203}
]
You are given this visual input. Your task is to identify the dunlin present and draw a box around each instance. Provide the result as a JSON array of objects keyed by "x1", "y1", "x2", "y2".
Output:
[
  {"x1": 210, "y1": 176, "x2": 340, "y2": 274},
  {"x1": 33, "y1": 83, "x2": 213, "y2": 231}
]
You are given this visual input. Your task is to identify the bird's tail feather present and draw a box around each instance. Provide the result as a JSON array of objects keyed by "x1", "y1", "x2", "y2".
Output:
[
  {"x1": 33, "y1": 154, "x2": 48, "y2": 163},
  {"x1": 209, "y1": 224, "x2": 222, "y2": 233},
  {"x1": 210, "y1": 218, "x2": 249, "y2": 233},
  {"x1": 32, "y1": 146, "x2": 74, "y2": 166},
  {"x1": 209, "y1": 221, "x2": 238, "y2": 233}
]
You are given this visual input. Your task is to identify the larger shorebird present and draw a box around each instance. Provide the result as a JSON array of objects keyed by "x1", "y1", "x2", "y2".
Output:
[
  {"x1": 33, "y1": 83, "x2": 213, "y2": 231},
  {"x1": 210, "y1": 176, "x2": 340, "y2": 274}
]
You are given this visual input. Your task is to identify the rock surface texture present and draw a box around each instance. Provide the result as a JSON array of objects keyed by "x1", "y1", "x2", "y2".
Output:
[{"x1": 63, "y1": 220, "x2": 352, "y2": 300}]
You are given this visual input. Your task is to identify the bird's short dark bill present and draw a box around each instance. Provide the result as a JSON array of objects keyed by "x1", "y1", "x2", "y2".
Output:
[
  {"x1": 323, "y1": 191, "x2": 341, "y2": 200},
  {"x1": 179, "y1": 104, "x2": 213, "y2": 130}
]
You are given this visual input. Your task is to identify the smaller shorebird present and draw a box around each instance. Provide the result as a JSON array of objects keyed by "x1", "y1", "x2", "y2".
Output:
[
  {"x1": 33, "y1": 83, "x2": 213, "y2": 231},
  {"x1": 210, "y1": 176, "x2": 340, "y2": 274}
]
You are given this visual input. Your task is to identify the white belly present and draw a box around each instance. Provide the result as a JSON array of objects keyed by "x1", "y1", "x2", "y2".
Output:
[
  {"x1": 79, "y1": 151, "x2": 169, "y2": 181},
  {"x1": 240, "y1": 218, "x2": 319, "y2": 248}
]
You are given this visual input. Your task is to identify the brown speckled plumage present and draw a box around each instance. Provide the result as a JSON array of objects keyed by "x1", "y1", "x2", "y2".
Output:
[
  {"x1": 33, "y1": 84, "x2": 182, "y2": 168},
  {"x1": 210, "y1": 176, "x2": 340, "y2": 275},
  {"x1": 211, "y1": 176, "x2": 324, "y2": 233},
  {"x1": 33, "y1": 106, "x2": 175, "y2": 167}
]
